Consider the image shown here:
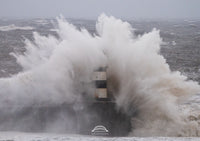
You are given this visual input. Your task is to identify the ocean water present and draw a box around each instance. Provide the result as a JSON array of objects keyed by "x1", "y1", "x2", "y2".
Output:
[
  {"x1": 0, "y1": 132, "x2": 200, "y2": 141},
  {"x1": 0, "y1": 18, "x2": 200, "y2": 81},
  {"x1": 0, "y1": 15, "x2": 200, "y2": 140}
]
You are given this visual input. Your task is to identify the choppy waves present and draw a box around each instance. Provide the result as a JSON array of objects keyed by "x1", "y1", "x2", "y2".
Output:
[
  {"x1": 0, "y1": 24, "x2": 34, "y2": 31},
  {"x1": 0, "y1": 14, "x2": 200, "y2": 136}
]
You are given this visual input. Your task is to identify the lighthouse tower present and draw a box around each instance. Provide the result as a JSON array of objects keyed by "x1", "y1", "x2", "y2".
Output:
[{"x1": 92, "y1": 66, "x2": 110, "y2": 101}]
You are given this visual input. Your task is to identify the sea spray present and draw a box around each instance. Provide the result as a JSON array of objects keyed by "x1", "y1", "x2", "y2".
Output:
[
  {"x1": 0, "y1": 14, "x2": 199, "y2": 136},
  {"x1": 95, "y1": 15, "x2": 200, "y2": 136}
]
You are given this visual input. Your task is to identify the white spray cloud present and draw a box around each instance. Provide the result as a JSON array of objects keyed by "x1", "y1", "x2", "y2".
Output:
[{"x1": 0, "y1": 14, "x2": 200, "y2": 136}]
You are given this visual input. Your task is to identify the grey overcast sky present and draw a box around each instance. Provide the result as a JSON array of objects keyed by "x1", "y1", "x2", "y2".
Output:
[{"x1": 0, "y1": 0, "x2": 200, "y2": 19}]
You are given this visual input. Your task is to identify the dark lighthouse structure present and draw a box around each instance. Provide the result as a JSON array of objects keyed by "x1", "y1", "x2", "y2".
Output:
[
  {"x1": 76, "y1": 66, "x2": 131, "y2": 136},
  {"x1": 0, "y1": 66, "x2": 131, "y2": 136}
]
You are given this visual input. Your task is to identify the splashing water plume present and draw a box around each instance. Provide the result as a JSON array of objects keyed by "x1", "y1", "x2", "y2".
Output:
[{"x1": 0, "y1": 14, "x2": 200, "y2": 136}]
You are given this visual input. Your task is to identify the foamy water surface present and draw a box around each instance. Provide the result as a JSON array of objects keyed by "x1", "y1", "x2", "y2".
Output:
[{"x1": 0, "y1": 15, "x2": 200, "y2": 137}]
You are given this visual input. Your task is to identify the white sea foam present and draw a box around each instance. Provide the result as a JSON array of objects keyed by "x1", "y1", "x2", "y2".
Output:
[
  {"x1": 172, "y1": 41, "x2": 176, "y2": 46},
  {"x1": 0, "y1": 24, "x2": 34, "y2": 31},
  {"x1": 0, "y1": 14, "x2": 200, "y2": 136},
  {"x1": 34, "y1": 19, "x2": 48, "y2": 25},
  {"x1": 0, "y1": 132, "x2": 199, "y2": 141}
]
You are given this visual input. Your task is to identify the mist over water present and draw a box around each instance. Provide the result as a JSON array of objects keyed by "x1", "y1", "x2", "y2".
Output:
[{"x1": 0, "y1": 14, "x2": 200, "y2": 136}]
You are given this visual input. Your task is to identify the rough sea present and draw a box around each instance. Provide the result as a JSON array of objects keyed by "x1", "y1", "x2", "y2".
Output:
[{"x1": 0, "y1": 15, "x2": 200, "y2": 140}]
